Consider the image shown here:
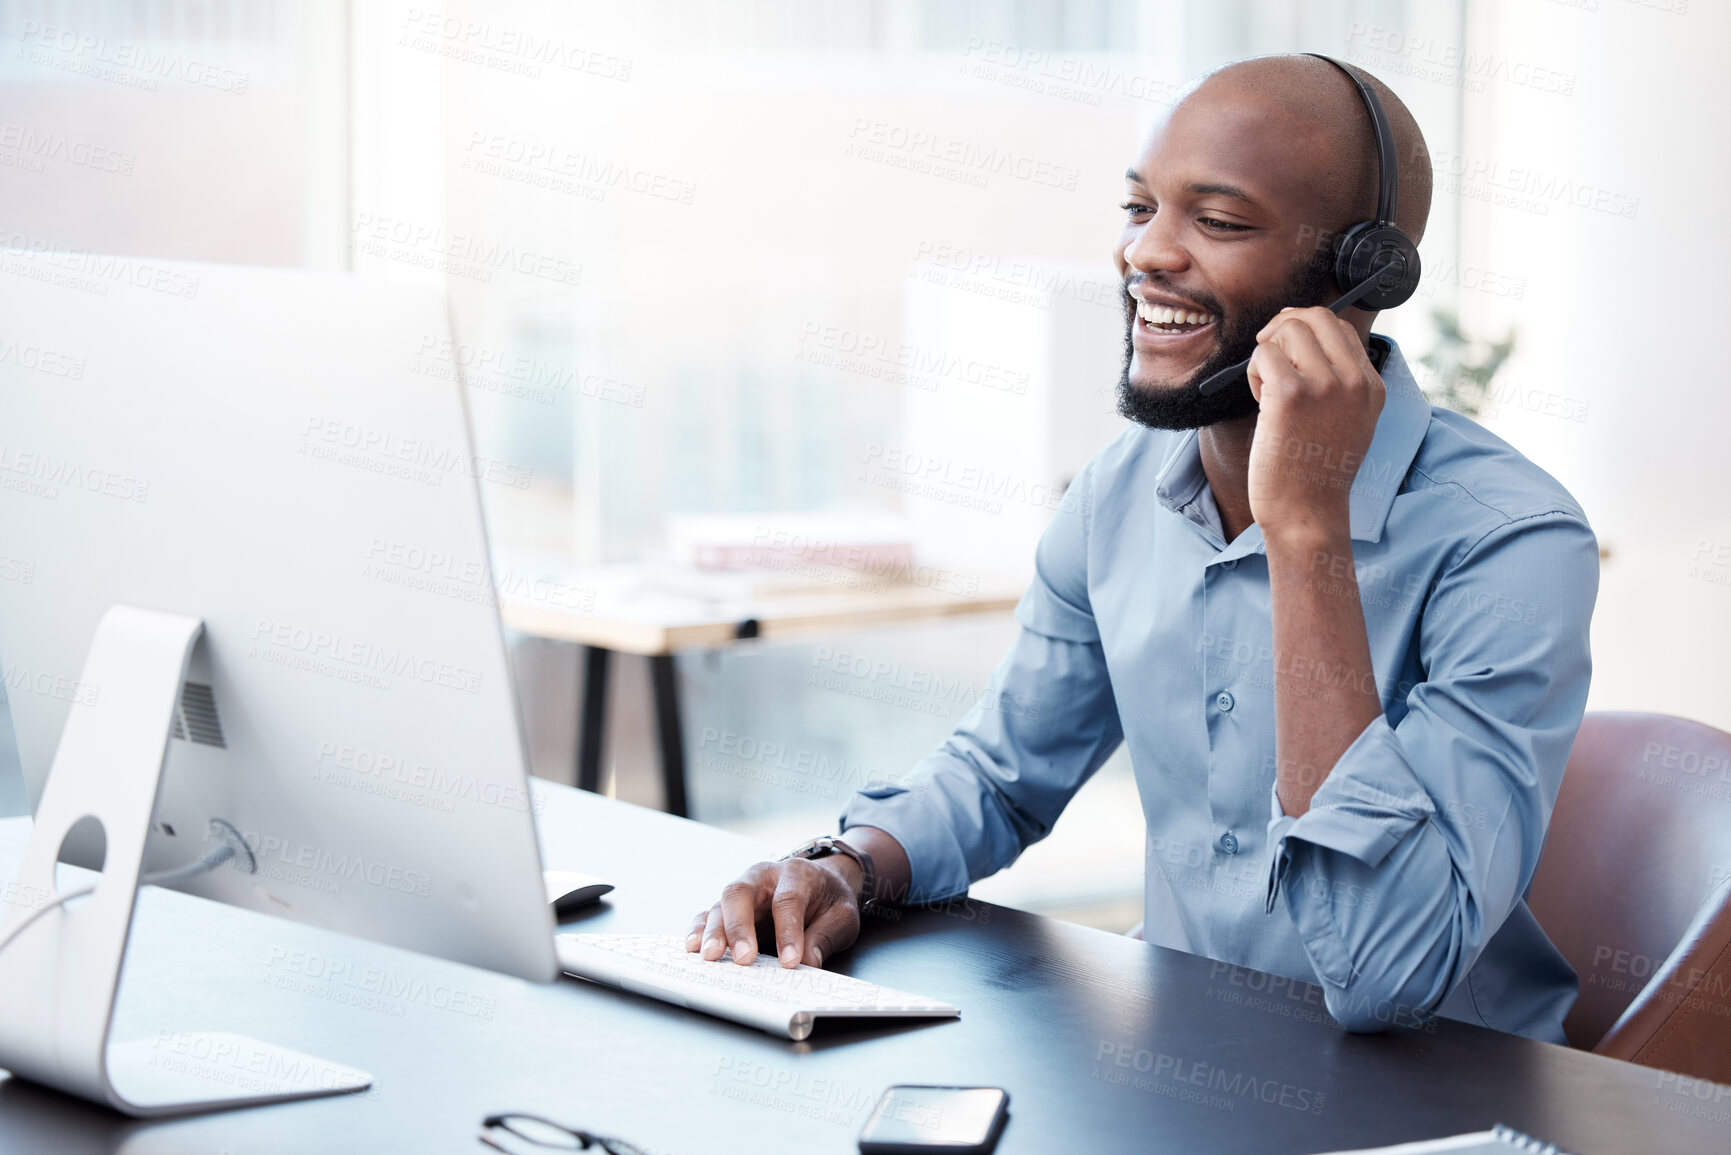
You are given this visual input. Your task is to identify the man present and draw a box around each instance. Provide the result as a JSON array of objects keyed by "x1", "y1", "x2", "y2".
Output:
[{"x1": 684, "y1": 54, "x2": 1597, "y2": 1042}]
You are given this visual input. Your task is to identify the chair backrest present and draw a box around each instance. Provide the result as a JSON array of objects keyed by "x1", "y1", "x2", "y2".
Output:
[{"x1": 1527, "y1": 712, "x2": 1731, "y2": 1066}]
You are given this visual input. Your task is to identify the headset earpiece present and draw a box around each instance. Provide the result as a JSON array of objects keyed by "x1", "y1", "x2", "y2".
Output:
[
  {"x1": 1333, "y1": 221, "x2": 1422, "y2": 312},
  {"x1": 1305, "y1": 52, "x2": 1423, "y2": 313}
]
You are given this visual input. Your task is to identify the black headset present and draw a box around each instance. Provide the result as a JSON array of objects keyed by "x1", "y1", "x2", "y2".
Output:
[
  {"x1": 1193, "y1": 54, "x2": 1421, "y2": 396},
  {"x1": 1307, "y1": 53, "x2": 1422, "y2": 311}
]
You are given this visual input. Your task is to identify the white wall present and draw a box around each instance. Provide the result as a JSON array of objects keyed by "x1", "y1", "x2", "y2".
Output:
[
  {"x1": 1458, "y1": 0, "x2": 1730, "y2": 729},
  {"x1": 900, "y1": 260, "x2": 1128, "y2": 581}
]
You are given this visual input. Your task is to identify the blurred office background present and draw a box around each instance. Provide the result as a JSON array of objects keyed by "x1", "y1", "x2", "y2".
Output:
[{"x1": 0, "y1": 0, "x2": 1720, "y2": 930}]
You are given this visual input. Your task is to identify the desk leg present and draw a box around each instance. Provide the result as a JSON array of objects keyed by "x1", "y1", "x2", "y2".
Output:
[
  {"x1": 577, "y1": 645, "x2": 611, "y2": 794},
  {"x1": 649, "y1": 654, "x2": 689, "y2": 818}
]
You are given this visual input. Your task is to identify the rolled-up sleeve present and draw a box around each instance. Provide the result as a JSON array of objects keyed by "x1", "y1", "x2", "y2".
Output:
[
  {"x1": 1264, "y1": 512, "x2": 1598, "y2": 1032},
  {"x1": 839, "y1": 464, "x2": 1124, "y2": 902}
]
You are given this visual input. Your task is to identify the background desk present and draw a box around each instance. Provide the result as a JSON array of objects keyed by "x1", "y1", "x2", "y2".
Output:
[
  {"x1": 500, "y1": 562, "x2": 1023, "y2": 816},
  {"x1": 0, "y1": 781, "x2": 1724, "y2": 1155}
]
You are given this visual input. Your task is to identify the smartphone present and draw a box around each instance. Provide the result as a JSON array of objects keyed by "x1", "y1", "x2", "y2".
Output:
[{"x1": 857, "y1": 1085, "x2": 1010, "y2": 1154}]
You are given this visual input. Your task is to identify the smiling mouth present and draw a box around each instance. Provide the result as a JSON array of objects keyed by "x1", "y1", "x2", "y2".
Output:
[{"x1": 1133, "y1": 298, "x2": 1217, "y2": 339}]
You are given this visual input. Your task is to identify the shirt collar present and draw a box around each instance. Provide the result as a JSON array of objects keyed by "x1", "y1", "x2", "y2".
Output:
[
  {"x1": 1347, "y1": 336, "x2": 1431, "y2": 544},
  {"x1": 1153, "y1": 335, "x2": 1432, "y2": 548}
]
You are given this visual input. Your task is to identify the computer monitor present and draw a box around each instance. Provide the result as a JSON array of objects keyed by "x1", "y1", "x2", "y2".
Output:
[{"x1": 0, "y1": 256, "x2": 557, "y2": 1114}]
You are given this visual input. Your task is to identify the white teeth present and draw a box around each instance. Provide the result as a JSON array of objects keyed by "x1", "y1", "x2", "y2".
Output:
[{"x1": 1135, "y1": 299, "x2": 1212, "y2": 329}]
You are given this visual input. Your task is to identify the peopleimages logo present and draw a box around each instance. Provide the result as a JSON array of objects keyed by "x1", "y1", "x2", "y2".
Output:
[
  {"x1": 0, "y1": 335, "x2": 85, "y2": 380},
  {"x1": 3, "y1": 664, "x2": 98, "y2": 706},
  {"x1": 710, "y1": 1056, "x2": 879, "y2": 1127},
  {"x1": 1346, "y1": 24, "x2": 1577, "y2": 96},
  {"x1": 397, "y1": 10, "x2": 633, "y2": 82},
  {"x1": 248, "y1": 618, "x2": 484, "y2": 695},
  {"x1": 957, "y1": 37, "x2": 1183, "y2": 107},
  {"x1": 909, "y1": 240, "x2": 1120, "y2": 311},
  {"x1": 859, "y1": 443, "x2": 1086, "y2": 517},
  {"x1": 348, "y1": 214, "x2": 581, "y2": 287},
  {"x1": 312, "y1": 740, "x2": 542, "y2": 816},
  {"x1": 0, "y1": 443, "x2": 149, "y2": 502},
  {"x1": 1419, "y1": 146, "x2": 1640, "y2": 220},
  {"x1": 462, "y1": 132, "x2": 695, "y2": 205},
  {"x1": 0, "y1": 123, "x2": 135, "y2": 174},
  {"x1": 413, "y1": 336, "x2": 647, "y2": 408},
  {"x1": 265, "y1": 945, "x2": 497, "y2": 1019},
  {"x1": 845, "y1": 118, "x2": 1079, "y2": 191},
  {"x1": 15, "y1": 22, "x2": 252, "y2": 94},
  {"x1": 0, "y1": 230, "x2": 202, "y2": 299},
  {"x1": 223, "y1": 828, "x2": 433, "y2": 898},
  {"x1": 299, "y1": 416, "x2": 533, "y2": 490},
  {"x1": 1093, "y1": 1042, "x2": 1326, "y2": 1114},
  {"x1": 796, "y1": 323, "x2": 1029, "y2": 398}
]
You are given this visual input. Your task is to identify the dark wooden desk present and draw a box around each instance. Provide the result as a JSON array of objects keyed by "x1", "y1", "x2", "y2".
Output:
[{"x1": 0, "y1": 782, "x2": 1724, "y2": 1154}]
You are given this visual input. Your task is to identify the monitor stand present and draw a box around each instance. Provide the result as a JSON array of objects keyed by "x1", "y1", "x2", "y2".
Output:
[{"x1": 0, "y1": 605, "x2": 372, "y2": 1116}]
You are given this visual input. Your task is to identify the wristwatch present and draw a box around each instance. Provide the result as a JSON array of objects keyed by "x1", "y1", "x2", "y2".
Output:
[{"x1": 782, "y1": 835, "x2": 877, "y2": 907}]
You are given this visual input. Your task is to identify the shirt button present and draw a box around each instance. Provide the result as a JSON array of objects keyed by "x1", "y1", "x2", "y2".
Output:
[
  {"x1": 1220, "y1": 831, "x2": 1240, "y2": 855},
  {"x1": 1221, "y1": 558, "x2": 1238, "y2": 571},
  {"x1": 1215, "y1": 690, "x2": 1235, "y2": 713}
]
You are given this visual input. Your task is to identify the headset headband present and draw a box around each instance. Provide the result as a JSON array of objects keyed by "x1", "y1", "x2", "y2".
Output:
[{"x1": 1304, "y1": 53, "x2": 1399, "y2": 227}]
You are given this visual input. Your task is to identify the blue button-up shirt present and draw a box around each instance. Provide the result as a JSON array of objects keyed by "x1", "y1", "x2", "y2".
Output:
[{"x1": 840, "y1": 337, "x2": 1597, "y2": 1042}]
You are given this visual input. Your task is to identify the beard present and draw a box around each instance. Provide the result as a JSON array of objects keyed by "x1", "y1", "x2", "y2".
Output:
[{"x1": 1115, "y1": 247, "x2": 1338, "y2": 430}]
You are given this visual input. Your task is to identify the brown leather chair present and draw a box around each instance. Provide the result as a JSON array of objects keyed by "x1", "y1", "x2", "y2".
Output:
[{"x1": 1528, "y1": 711, "x2": 1731, "y2": 1082}]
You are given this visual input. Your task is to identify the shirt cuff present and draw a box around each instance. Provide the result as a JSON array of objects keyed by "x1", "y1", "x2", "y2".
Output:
[
  {"x1": 1263, "y1": 715, "x2": 1437, "y2": 914},
  {"x1": 838, "y1": 782, "x2": 971, "y2": 904}
]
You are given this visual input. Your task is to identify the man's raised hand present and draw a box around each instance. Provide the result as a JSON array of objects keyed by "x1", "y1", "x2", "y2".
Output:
[{"x1": 1244, "y1": 306, "x2": 1385, "y2": 542}]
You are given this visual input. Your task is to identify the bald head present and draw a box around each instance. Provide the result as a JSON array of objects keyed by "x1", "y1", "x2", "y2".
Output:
[{"x1": 1183, "y1": 54, "x2": 1431, "y2": 245}]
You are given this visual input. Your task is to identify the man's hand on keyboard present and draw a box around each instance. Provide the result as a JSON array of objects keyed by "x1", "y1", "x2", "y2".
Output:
[
  {"x1": 685, "y1": 855, "x2": 861, "y2": 969},
  {"x1": 685, "y1": 826, "x2": 913, "y2": 969}
]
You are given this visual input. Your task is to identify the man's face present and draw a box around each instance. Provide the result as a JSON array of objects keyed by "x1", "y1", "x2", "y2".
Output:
[{"x1": 1114, "y1": 86, "x2": 1346, "y2": 430}]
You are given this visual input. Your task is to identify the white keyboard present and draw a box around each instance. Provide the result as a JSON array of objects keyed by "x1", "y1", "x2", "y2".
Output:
[{"x1": 555, "y1": 933, "x2": 959, "y2": 1041}]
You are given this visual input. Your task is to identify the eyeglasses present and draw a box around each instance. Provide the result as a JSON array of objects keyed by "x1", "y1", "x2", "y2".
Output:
[{"x1": 478, "y1": 1113, "x2": 650, "y2": 1155}]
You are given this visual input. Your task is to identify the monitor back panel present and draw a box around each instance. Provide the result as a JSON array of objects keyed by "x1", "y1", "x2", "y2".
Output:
[{"x1": 0, "y1": 258, "x2": 557, "y2": 982}]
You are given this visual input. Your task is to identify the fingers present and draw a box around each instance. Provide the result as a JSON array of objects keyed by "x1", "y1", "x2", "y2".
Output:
[
  {"x1": 770, "y1": 864, "x2": 815, "y2": 968},
  {"x1": 687, "y1": 860, "x2": 862, "y2": 970},
  {"x1": 685, "y1": 910, "x2": 709, "y2": 953},
  {"x1": 1264, "y1": 316, "x2": 1336, "y2": 396},
  {"x1": 719, "y1": 869, "x2": 770, "y2": 965},
  {"x1": 1247, "y1": 339, "x2": 1303, "y2": 409},
  {"x1": 1252, "y1": 307, "x2": 1384, "y2": 423},
  {"x1": 700, "y1": 903, "x2": 729, "y2": 961},
  {"x1": 1255, "y1": 303, "x2": 1300, "y2": 343},
  {"x1": 1246, "y1": 307, "x2": 1319, "y2": 403},
  {"x1": 692, "y1": 862, "x2": 774, "y2": 962},
  {"x1": 1259, "y1": 308, "x2": 1378, "y2": 388},
  {"x1": 801, "y1": 896, "x2": 862, "y2": 968},
  {"x1": 1245, "y1": 311, "x2": 1296, "y2": 402},
  {"x1": 1303, "y1": 308, "x2": 1378, "y2": 384}
]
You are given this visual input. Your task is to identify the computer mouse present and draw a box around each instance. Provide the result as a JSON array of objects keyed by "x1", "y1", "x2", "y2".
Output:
[{"x1": 544, "y1": 869, "x2": 615, "y2": 916}]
